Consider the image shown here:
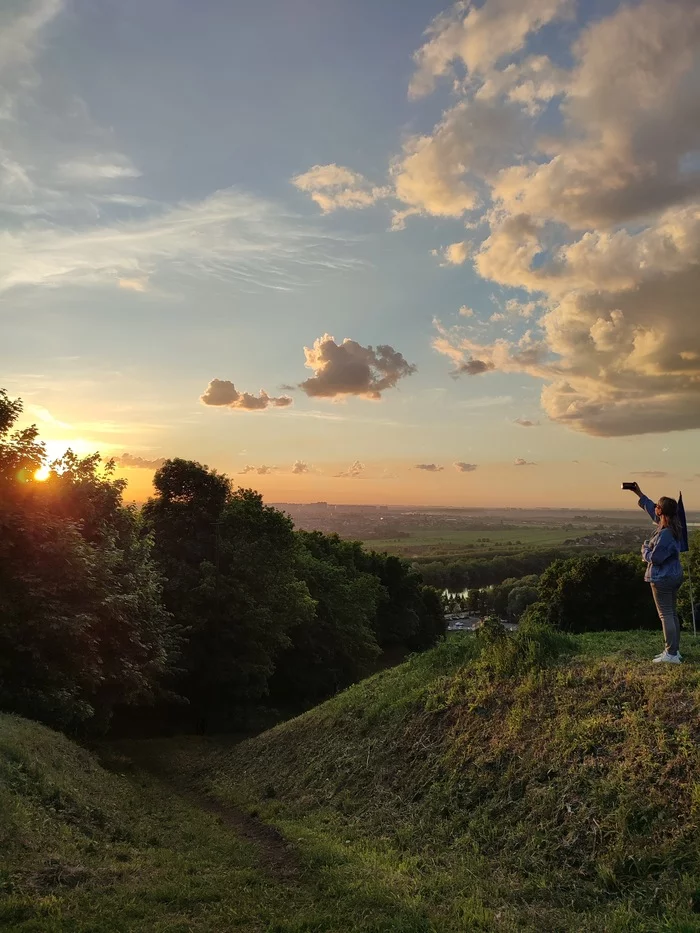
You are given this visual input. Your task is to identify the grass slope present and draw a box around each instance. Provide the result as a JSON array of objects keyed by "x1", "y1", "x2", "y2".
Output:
[
  {"x1": 3, "y1": 631, "x2": 700, "y2": 931},
  {"x1": 177, "y1": 630, "x2": 700, "y2": 932},
  {"x1": 0, "y1": 713, "x2": 462, "y2": 932}
]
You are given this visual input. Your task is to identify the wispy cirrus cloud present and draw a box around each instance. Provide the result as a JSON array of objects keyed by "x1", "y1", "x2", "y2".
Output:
[
  {"x1": 0, "y1": 189, "x2": 356, "y2": 295},
  {"x1": 0, "y1": 2, "x2": 356, "y2": 298}
]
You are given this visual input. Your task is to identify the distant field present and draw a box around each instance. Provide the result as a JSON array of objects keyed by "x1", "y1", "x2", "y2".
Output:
[{"x1": 363, "y1": 526, "x2": 591, "y2": 553}]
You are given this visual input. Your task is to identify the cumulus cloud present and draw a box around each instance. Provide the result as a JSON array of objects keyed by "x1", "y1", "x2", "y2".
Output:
[
  {"x1": 200, "y1": 379, "x2": 293, "y2": 412},
  {"x1": 514, "y1": 457, "x2": 537, "y2": 466},
  {"x1": 299, "y1": 334, "x2": 416, "y2": 400},
  {"x1": 114, "y1": 453, "x2": 167, "y2": 470},
  {"x1": 415, "y1": 463, "x2": 444, "y2": 472},
  {"x1": 239, "y1": 464, "x2": 275, "y2": 475},
  {"x1": 292, "y1": 460, "x2": 311, "y2": 474},
  {"x1": 459, "y1": 305, "x2": 475, "y2": 317},
  {"x1": 514, "y1": 417, "x2": 539, "y2": 427},
  {"x1": 454, "y1": 358, "x2": 495, "y2": 376},
  {"x1": 391, "y1": 98, "x2": 522, "y2": 223},
  {"x1": 335, "y1": 460, "x2": 365, "y2": 478},
  {"x1": 438, "y1": 240, "x2": 472, "y2": 265},
  {"x1": 397, "y1": 0, "x2": 700, "y2": 436},
  {"x1": 454, "y1": 461, "x2": 478, "y2": 472},
  {"x1": 409, "y1": 0, "x2": 572, "y2": 98},
  {"x1": 476, "y1": 55, "x2": 569, "y2": 115},
  {"x1": 292, "y1": 163, "x2": 389, "y2": 212}
]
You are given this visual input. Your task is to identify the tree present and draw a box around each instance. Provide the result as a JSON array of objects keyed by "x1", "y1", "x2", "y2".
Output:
[
  {"x1": 0, "y1": 391, "x2": 175, "y2": 732},
  {"x1": 536, "y1": 554, "x2": 657, "y2": 633},
  {"x1": 144, "y1": 463, "x2": 314, "y2": 727},
  {"x1": 271, "y1": 532, "x2": 382, "y2": 702},
  {"x1": 411, "y1": 585, "x2": 447, "y2": 650},
  {"x1": 679, "y1": 530, "x2": 700, "y2": 631}
]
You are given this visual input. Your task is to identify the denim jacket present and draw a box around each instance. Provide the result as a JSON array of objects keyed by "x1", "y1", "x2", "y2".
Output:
[{"x1": 639, "y1": 495, "x2": 683, "y2": 584}]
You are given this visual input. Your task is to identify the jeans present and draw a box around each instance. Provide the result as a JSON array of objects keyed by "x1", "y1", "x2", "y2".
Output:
[{"x1": 650, "y1": 577, "x2": 683, "y2": 655}]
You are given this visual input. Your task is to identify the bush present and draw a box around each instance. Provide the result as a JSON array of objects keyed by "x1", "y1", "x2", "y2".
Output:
[
  {"x1": 478, "y1": 616, "x2": 576, "y2": 676},
  {"x1": 536, "y1": 554, "x2": 657, "y2": 633}
]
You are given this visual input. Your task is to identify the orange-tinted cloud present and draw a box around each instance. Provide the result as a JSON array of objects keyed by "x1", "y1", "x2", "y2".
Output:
[
  {"x1": 335, "y1": 460, "x2": 365, "y2": 478},
  {"x1": 114, "y1": 452, "x2": 167, "y2": 469},
  {"x1": 201, "y1": 379, "x2": 293, "y2": 411}
]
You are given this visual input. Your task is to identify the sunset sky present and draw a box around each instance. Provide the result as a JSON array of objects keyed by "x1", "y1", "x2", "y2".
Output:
[{"x1": 3, "y1": 0, "x2": 700, "y2": 507}]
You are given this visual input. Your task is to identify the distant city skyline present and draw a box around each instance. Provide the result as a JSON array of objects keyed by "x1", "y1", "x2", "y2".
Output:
[{"x1": 3, "y1": 0, "x2": 699, "y2": 508}]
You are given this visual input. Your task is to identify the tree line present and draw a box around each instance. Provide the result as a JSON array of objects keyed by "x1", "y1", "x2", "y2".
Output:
[
  {"x1": 456, "y1": 548, "x2": 699, "y2": 634},
  {"x1": 0, "y1": 391, "x2": 444, "y2": 735}
]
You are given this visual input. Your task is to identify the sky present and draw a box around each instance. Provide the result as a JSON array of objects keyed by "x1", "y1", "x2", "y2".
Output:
[{"x1": 2, "y1": 0, "x2": 700, "y2": 508}]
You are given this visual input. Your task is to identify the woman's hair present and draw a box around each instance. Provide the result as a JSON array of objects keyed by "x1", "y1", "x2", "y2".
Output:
[{"x1": 658, "y1": 496, "x2": 683, "y2": 541}]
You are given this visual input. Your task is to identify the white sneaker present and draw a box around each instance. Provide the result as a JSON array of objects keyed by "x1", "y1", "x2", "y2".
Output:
[{"x1": 652, "y1": 652, "x2": 681, "y2": 664}]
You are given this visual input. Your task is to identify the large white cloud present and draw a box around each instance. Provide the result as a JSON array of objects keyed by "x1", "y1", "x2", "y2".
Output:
[{"x1": 413, "y1": 0, "x2": 700, "y2": 436}]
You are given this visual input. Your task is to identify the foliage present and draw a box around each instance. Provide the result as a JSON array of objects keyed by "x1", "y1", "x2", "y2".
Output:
[
  {"x1": 144, "y1": 462, "x2": 315, "y2": 727},
  {"x1": 679, "y1": 529, "x2": 700, "y2": 631},
  {"x1": 270, "y1": 532, "x2": 383, "y2": 702},
  {"x1": 535, "y1": 553, "x2": 658, "y2": 633},
  {"x1": 419, "y1": 547, "x2": 585, "y2": 591},
  {"x1": 477, "y1": 616, "x2": 576, "y2": 676},
  {"x1": 0, "y1": 393, "x2": 174, "y2": 733}
]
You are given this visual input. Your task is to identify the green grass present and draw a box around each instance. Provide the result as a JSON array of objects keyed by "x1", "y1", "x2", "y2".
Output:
[
  {"x1": 364, "y1": 526, "x2": 588, "y2": 552},
  {"x1": 187, "y1": 630, "x2": 700, "y2": 932},
  {"x1": 3, "y1": 631, "x2": 700, "y2": 931},
  {"x1": 0, "y1": 714, "x2": 448, "y2": 931}
]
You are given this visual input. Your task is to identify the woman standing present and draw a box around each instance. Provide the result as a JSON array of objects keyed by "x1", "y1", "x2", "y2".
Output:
[{"x1": 627, "y1": 483, "x2": 684, "y2": 663}]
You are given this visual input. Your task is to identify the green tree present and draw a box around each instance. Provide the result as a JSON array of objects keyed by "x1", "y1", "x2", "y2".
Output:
[
  {"x1": 0, "y1": 391, "x2": 174, "y2": 732},
  {"x1": 271, "y1": 532, "x2": 382, "y2": 702},
  {"x1": 679, "y1": 530, "x2": 700, "y2": 631},
  {"x1": 144, "y1": 462, "x2": 314, "y2": 727},
  {"x1": 536, "y1": 553, "x2": 657, "y2": 633}
]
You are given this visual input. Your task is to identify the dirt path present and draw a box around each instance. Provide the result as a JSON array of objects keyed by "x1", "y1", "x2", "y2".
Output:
[{"x1": 98, "y1": 741, "x2": 300, "y2": 882}]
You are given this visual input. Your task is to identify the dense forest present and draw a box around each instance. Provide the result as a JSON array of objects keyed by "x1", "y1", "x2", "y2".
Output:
[{"x1": 0, "y1": 390, "x2": 444, "y2": 735}]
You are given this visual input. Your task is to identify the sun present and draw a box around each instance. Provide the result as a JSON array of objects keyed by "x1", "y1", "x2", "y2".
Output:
[{"x1": 34, "y1": 466, "x2": 50, "y2": 482}]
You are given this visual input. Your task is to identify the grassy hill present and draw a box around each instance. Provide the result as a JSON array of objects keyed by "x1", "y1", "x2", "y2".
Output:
[{"x1": 2, "y1": 629, "x2": 700, "y2": 931}]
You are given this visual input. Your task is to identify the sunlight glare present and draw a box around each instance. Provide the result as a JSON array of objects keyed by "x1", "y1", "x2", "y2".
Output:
[{"x1": 34, "y1": 466, "x2": 50, "y2": 482}]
